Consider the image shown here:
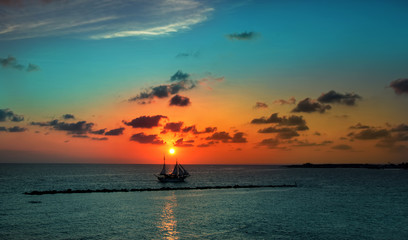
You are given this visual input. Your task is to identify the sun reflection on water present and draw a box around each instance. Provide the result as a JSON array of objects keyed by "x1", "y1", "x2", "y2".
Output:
[{"x1": 158, "y1": 193, "x2": 179, "y2": 240}]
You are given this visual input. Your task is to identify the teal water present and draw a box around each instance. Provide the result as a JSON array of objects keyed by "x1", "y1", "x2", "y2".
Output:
[{"x1": 1, "y1": 164, "x2": 407, "y2": 239}]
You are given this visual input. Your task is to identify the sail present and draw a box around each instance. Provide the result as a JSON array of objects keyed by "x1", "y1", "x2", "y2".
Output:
[
  {"x1": 179, "y1": 164, "x2": 189, "y2": 176},
  {"x1": 171, "y1": 162, "x2": 179, "y2": 176},
  {"x1": 160, "y1": 156, "x2": 167, "y2": 175}
]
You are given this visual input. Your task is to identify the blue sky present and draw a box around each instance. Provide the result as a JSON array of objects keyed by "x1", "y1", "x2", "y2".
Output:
[{"x1": 1, "y1": 0, "x2": 408, "y2": 163}]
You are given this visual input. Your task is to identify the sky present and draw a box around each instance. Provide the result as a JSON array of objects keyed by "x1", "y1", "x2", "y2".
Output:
[{"x1": 1, "y1": 0, "x2": 408, "y2": 164}]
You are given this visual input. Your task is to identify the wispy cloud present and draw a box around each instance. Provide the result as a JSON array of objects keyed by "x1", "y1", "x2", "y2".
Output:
[{"x1": 0, "y1": 0, "x2": 213, "y2": 40}]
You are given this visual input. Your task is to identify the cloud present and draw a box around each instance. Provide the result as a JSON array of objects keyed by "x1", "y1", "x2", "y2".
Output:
[
  {"x1": 291, "y1": 140, "x2": 333, "y2": 147},
  {"x1": 163, "y1": 122, "x2": 184, "y2": 133},
  {"x1": 292, "y1": 98, "x2": 331, "y2": 113},
  {"x1": 7, "y1": 126, "x2": 27, "y2": 132},
  {"x1": 317, "y1": 90, "x2": 361, "y2": 106},
  {"x1": 91, "y1": 137, "x2": 108, "y2": 141},
  {"x1": 206, "y1": 131, "x2": 231, "y2": 143},
  {"x1": 174, "y1": 138, "x2": 194, "y2": 147},
  {"x1": 0, "y1": 108, "x2": 24, "y2": 122},
  {"x1": 389, "y1": 78, "x2": 408, "y2": 95},
  {"x1": 231, "y1": 132, "x2": 247, "y2": 143},
  {"x1": 254, "y1": 102, "x2": 268, "y2": 109},
  {"x1": 251, "y1": 113, "x2": 307, "y2": 128},
  {"x1": 352, "y1": 128, "x2": 390, "y2": 140},
  {"x1": 0, "y1": 126, "x2": 6, "y2": 131},
  {"x1": 169, "y1": 95, "x2": 191, "y2": 107},
  {"x1": 391, "y1": 124, "x2": 408, "y2": 132},
  {"x1": 182, "y1": 125, "x2": 217, "y2": 134},
  {"x1": 349, "y1": 123, "x2": 370, "y2": 129},
  {"x1": 31, "y1": 119, "x2": 94, "y2": 134},
  {"x1": 105, "y1": 127, "x2": 125, "y2": 136},
  {"x1": 123, "y1": 115, "x2": 167, "y2": 128},
  {"x1": 170, "y1": 70, "x2": 190, "y2": 82},
  {"x1": 129, "y1": 71, "x2": 196, "y2": 103},
  {"x1": 62, "y1": 114, "x2": 75, "y2": 120},
  {"x1": 90, "y1": 129, "x2": 106, "y2": 135},
  {"x1": 258, "y1": 138, "x2": 280, "y2": 149},
  {"x1": 205, "y1": 131, "x2": 247, "y2": 143},
  {"x1": 130, "y1": 132, "x2": 165, "y2": 145},
  {"x1": 226, "y1": 31, "x2": 257, "y2": 40},
  {"x1": 273, "y1": 97, "x2": 296, "y2": 105},
  {"x1": 332, "y1": 144, "x2": 352, "y2": 150},
  {"x1": 26, "y1": 63, "x2": 40, "y2": 72},
  {"x1": 0, "y1": 0, "x2": 213, "y2": 40},
  {"x1": 72, "y1": 134, "x2": 89, "y2": 138},
  {"x1": 0, "y1": 55, "x2": 40, "y2": 72},
  {"x1": 258, "y1": 127, "x2": 299, "y2": 139}
]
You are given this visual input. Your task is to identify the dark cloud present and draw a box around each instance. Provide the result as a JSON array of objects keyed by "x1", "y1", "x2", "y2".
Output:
[
  {"x1": 352, "y1": 129, "x2": 390, "y2": 140},
  {"x1": 31, "y1": 120, "x2": 94, "y2": 134},
  {"x1": 389, "y1": 78, "x2": 408, "y2": 95},
  {"x1": 296, "y1": 125, "x2": 309, "y2": 131},
  {"x1": 258, "y1": 127, "x2": 299, "y2": 139},
  {"x1": 317, "y1": 90, "x2": 361, "y2": 106},
  {"x1": 129, "y1": 71, "x2": 196, "y2": 103},
  {"x1": 163, "y1": 122, "x2": 184, "y2": 133},
  {"x1": 174, "y1": 138, "x2": 194, "y2": 147},
  {"x1": 105, "y1": 127, "x2": 124, "y2": 136},
  {"x1": 91, "y1": 137, "x2": 108, "y2": 141},
  {"x1": 226, "y1": 31, "x2": 257, "y2": 40},
  {"x1": 349, "y1": 123, "x2": 370, "y2": 129},
  {"x1": 254, "y1": 102, "x2": 268, "y2": 109},
  {"x1": 62, "y1": 114, "x2": 75, "y2": 120},
  {"x1": 292, "y1": 98, "x2": 331, "y2": 113},
  {"x1": 0, "y1": 126, "x2": 6, "y2": 131},
  {"x1": 205, "y1": 131, "x2": 247, "y2": 143},
  {"x1": 391, "y1": 124, "x2": 408, "y2": 132},
  {"x1": 182, "y1": 125, "x2": 216, "y2": 135},
  {"x1": 130, "y1": 132, "x2": 165, "y2": 145},
  {"x1": 170, "y1": 70, "x2": 190, "y2": 82},
  {"x1": 258, "y1": 138, "x2": 280, "y2": 149},
  {"x1": 332, "y1": 144, "x2": 352, "y2": 150},
  {"x1": 90, "y1": 129, "x2": 106, "y2": 135},
  {"x1": 291, "y1": 140, "x2": 333, "y2": 147},
  {"x1": 169, "y1": 95, "x2": 191, "y2": 107},
  {"x1": 251, "y1": 113, "x2": 307, "y2": 128},
  {"x1": 123, "y1": 115, "x2": 167, "y2": 128},
  {"x1": 231, "y1": 132, "x2": 247, "y2": 143},
  {"x1": 206, "y1": 131, "x2": 232, "y2": 143},
  {"x1": 7, "y1": 126, "x2": 26, "y2": 132},
  {"x1": 273, "y1": 97, "x2": 296, "y2": 105},
  {"x1": 203, "y1": 127, "x2": 217, "y2": 133},
  {"x1": 182, "y1": 125, "x2": 198, "y2": 134},
  {"x1": 72, "y1": 134, "x2": 89, "y2": 138},
  {"x1": 0, "y1": 55, "x2": 40, "y2": 72},
  {"x1": 0, "y1": 109, "x2": 24, "y2": 122},
  {"x1": 27, "y1": 63, "x2": 40, "y2": 72}
]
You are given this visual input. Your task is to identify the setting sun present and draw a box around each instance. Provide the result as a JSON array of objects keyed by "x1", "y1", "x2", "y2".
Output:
[{"x1": 169, "y1": 148, "x2": 175, "y2": 155}]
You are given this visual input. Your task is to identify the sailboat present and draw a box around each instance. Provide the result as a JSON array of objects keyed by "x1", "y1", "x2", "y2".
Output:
[{"x1": 156, "y1": 156, "x2": 190, "y2": 182}]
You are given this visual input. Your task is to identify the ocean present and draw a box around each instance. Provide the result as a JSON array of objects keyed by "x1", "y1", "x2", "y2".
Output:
[{"x1": 0, "y1": 164, "x2": 407, "y2": 239}]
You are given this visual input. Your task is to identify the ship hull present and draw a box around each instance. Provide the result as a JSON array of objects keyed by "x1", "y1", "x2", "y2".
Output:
[{"x1": 157, "y1": 175, "x2": 188, "y2": 183}]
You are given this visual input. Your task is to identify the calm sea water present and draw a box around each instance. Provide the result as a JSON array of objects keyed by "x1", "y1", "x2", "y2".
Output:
[{"x1": 0, "y1": 164, "x2": 407, "y2": 239}]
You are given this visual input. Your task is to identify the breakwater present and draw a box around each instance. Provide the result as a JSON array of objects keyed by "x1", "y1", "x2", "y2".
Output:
[{"x1": 25, "y1": 184, "x2": 297, "y2": 195}]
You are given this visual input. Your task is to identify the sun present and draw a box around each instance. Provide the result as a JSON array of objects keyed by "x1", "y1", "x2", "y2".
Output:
[{"x1": 169, "y1": 148, "x2": 175, "y2": 155}]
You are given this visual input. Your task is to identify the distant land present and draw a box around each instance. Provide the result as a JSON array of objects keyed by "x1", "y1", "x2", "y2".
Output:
[{"x1": 287, "y1": 163, "x2": 408, "y2": 169}]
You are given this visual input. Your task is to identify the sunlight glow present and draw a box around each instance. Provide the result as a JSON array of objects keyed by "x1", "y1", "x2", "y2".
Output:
[{"x1": 169, "y1": 148, "x2": 175, "y2": 155}]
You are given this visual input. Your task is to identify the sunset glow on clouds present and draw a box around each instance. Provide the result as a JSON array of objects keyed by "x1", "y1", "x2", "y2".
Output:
[{"x1": 1, "y1": 0, "x2": 408, "y2": 164}]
